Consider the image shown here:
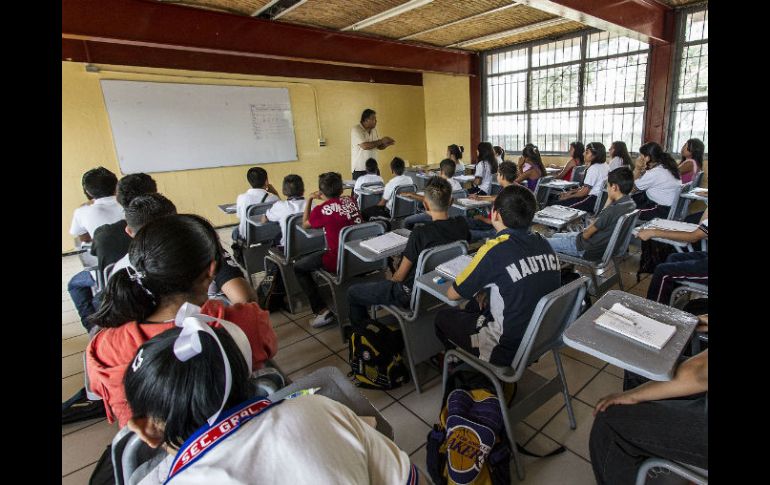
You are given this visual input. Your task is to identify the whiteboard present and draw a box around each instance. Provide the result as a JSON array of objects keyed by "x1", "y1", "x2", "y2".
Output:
[{"x1": 100, "y1": 80, "x2": 298, "y2": 174}]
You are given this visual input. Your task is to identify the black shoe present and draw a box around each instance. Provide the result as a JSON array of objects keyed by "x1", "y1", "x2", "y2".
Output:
[{"x1": 62, "y1": 398, "x2": 106, "y2": 425}]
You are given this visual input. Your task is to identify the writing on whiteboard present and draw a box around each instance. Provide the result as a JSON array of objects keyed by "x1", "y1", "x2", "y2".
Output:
[{"x1": 251, "y1": 104, "x2": 294, "y2": 142}]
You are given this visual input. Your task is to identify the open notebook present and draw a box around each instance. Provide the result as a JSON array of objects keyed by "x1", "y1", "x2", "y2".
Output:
[
  {"x1": 546, "y1": 179, "x2": 576, "y2": 187},
  {"x1": 456, "y1": 198, "x2": 490, "y2": 207},
  {"x1": 536, "y1": 205, "x2": 583, "y2": 221},
  {"x1": 645, "y1": 218, "x2": 699, "y2": 232},
  {"x1": 359, "y1": 232, "x2": 409, "y2": 253},
  {"x1": 435, "y1": 254, "x2": 474, "y2": 280},
  {"x1": 594, "y1": 303, "x2": 677, "y2": 350}
]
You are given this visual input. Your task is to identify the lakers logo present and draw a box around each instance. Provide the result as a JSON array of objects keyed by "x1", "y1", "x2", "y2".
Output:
[{"x1": 446, "y1": 425, "x2": 490, "y2": 483}]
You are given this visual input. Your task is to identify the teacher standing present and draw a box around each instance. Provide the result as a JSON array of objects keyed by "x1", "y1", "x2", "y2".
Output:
[{"x1": 351, "y1": 108, "x2": 395, "y2": 179}]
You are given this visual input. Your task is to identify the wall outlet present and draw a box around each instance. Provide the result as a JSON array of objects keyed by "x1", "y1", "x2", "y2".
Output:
[{"x1": 318, "y1": 138, "x2": 327, "y2": 147}]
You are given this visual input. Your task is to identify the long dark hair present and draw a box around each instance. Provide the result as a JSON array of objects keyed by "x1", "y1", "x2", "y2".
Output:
[
  {"x1": 522, "y1": 144, "x2": 546, "y2": 177},
  {"x1": 89, "y1": 214, "x2": 224, "y2": 328},
  {"x1": 570, "y1": 141, "x2": 585, "y2": 165},
  {"x1": 477, "y1": 142, "x2": 498, "y2": 174},
  {"x1": 585, "y1": 142, "x2": 607, "y2": 165},
  {"x1": 124, "y1": 327, "x2": 251, "y2": 448},
  {"x1": 611, "y1": 141, "x2": 633, "y2": 167},
  {"x1": 448, "y1": 144, "x2": 464, "y2": 160},
  {"x1": 683, "y1": 138, "x2": 705, "y2": 171},
  {"x1": 639, "y1": 142, "x2": 680, "y2": 180}
]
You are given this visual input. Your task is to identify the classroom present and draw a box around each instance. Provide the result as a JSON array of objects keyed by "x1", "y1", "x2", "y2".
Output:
[{"x1": 62, "y1": 1, "x2": 709, "y2": 483}]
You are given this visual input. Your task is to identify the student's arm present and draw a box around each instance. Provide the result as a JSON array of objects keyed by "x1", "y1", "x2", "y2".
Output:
[
  {"x1": 559, "y1": 184, "x2": 590, "y2": 200},
  {"x1": 446, "y1": 285, "x2": 463, "y2": 301},
  {"x1": 78, "y1": 233, "x2": 92, "y2": 243},
  {"x1": 581, "y1": 223, "x2": 599, "y2": 241},
  {"x1": 637, "y1": 226, "x2": 707, "y2": 243},
  {"x1": 445, "y1": 249, "x2": 492, "y2": 301},
  {"x1": 554, "y1": 159, "x2": 575, "y2": 180},
  {"x1": 473, "y1": 214, "x2": 492, "y2": 224},
  {"x1": 400, "y1": 192, "x2": 425, "y2": 203},
  {"x1": 302, "y1": 192, "x2": 319, "y2": 229},
  {"x1": 220, "y1": 277, "x2": 258, "y2": 303},
  {"x1": 594, "y1": 350, "x2": 708, "y2": 415},
  {"x1": 391, "y1": 256, "x2": 413, "y2": 283},
  {"x1": 514, "y1": 167, "x2": 538, "y2": 184},
  {"x1": 260, "y1": 214, "x2": 269, "y2": 223},
  {"x1": 678, "y1": 160, "x2": 694, "y2": 176}
]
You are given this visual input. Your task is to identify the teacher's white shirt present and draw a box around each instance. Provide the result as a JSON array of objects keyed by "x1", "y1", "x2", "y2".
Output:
[{"x1": 351, "y1": 124, "x2": 380, "y2": 173}]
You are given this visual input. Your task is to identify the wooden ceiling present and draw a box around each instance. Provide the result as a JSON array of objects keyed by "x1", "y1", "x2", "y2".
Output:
[{"x1": 149, "y1": 0, "x2": 705, "y2": 52}]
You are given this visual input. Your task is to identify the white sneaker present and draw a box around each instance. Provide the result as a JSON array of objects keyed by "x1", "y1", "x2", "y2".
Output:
[{"x1": 310, "y1": 310, "x2": 335, "y2": 328}]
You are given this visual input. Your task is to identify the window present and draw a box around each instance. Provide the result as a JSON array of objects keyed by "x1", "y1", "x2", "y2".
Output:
[
  {"x1": 669, "y1": 8, "x2": 708, "y2": 153},
  {"x1": 484, "y1": 31, "x2": 650, "y2": 155}
]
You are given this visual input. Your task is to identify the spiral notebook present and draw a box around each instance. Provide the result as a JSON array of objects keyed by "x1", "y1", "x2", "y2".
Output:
[
  {"x1": 359, "y1": 232, "x2": 409, "y2": 253},
  {"x1": 546, "y1": 179, "x2": 577, "y2": 187},
  {"x1": 645, "y1": 218, "x2": 699, "y2": 232},
  {"x1": 456, "y1": 198, "x2": 490, "y2": 207},
  {"x1": 536, "y1": 205, "x2": 583, "y2": 221},
  {"x1": 435, "y1": 255, "x2": 474, "y2": 280},
  {"x1": 594, "y1": 303, "x2": 677, "y2": 350}
]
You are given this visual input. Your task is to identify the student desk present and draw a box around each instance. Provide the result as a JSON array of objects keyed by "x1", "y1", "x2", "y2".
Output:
[
  {"x1": 539, "y1": 179, "x2": 580, "y2": 203},
  {"x1": 450, "y1": 199, "x2": 492, "y2": 218},
  {"x1": 562, "y1": 290, "x2": 699, "y2": 381},
  {"x1": 633, "y1": 219, "x2": 701, "y2": 252},
  {"x1": 545, "y1": 167, "x2": 562, "y2": 175},
  {"x1": 680, "y1": 191, "x2": 708, "y2": 204},
  {"x1": 413, "y1": 270, "x2": 466, "y2": 307},
  {"x1": 344, "y1": 228, "x2": 411, "y2": 262},
  {"x1": 343, "y1": 180, "x2": 355, "y2": 189},
  {"x1": 218, "y1": 203, "x2": 237, "y2": 214},
  {"x1": 453, "y1": 175, "x2": 476, "y2": 183},
  {"x1": 532, "y1": 207, "x2": 587, "y2": 231}
]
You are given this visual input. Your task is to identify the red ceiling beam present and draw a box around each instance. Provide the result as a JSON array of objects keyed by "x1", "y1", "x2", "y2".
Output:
[
  {"x1": 518, "y1": 0, "x2": 674, "y2": 44},
  {"x1": 62, "y1": 0, "x2": 478, "y2": 76}
]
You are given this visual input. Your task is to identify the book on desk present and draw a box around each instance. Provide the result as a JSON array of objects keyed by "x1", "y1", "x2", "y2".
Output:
[
  {"x1": 435, "y1": 254, "x2": 473, "y2": 280},
  {"x1": 644, "y1": 218, "x2": 699, "y2": 232},
  {"x1": 594, "y1": 303, "x2": 676, "y2": 350},
  {"x1": 455, "y1": 198, "x2": 490, "y2": 208},
  {"x1": 536, "y1": 205, "x2": 584, "y2": 221},
  {"x1": 359, "y1": 232, "x2": 409, "y2": 253}
]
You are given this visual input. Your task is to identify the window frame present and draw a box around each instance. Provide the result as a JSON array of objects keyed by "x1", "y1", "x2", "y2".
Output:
[
  {"x1": 482, "y1": 28, "x2": 652, "y2": 156},
  {"x1": 667, "y1": 3, "x2": 708, "y2": 156}
]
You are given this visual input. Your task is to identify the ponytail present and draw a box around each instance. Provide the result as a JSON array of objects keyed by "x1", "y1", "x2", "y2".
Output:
[
  {"x1": 89, "y1": 268, "x2": 157, "y2": 328},
  {"x1": 640, "y1": 142, "x2": 680, "y2": 180}
]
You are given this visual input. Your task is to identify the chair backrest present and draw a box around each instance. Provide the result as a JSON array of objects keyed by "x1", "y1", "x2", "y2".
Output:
[
  {"x1": 103, "y1": 262, "x2": 116, "y2": 286},
  {"x1": 245, "y1": 202, "x2": 280, "y2": 246},
  {"x1": 490, "y1": 183, "x2": 502, "y2": 196},
  {"x1": 336, "y1": 221, "x2": 387, "y2": 280},
  {"x1": 598, "y1": 209, "x2": 641, "y2": 265},
  {"x1": 391, "y1": 184, "x2": 418, "y2": 219},
  {"x1": 592, "y1": 181, "x2": 608, "y2": 215},
  {"x1": 533, "y1": 176, "x2": 554, "y2": 207},
  {"x1": 111, "y1": 427, "x2": 162, "y2": 485},
  {"x1": 410, "y1": 241, "x2": 469, "y2": 311},
  {"x1": 667, "y1": 182, "x2": 691, "y2": 220},
  {"x1": 284, "y1": 213, "x2": 326, "y2": 260},
  {"x1": 356, "y1": 182, "x2": 385, "y2": 211},
  {"x1": 509, "y1": 276, "x2": 589, "y2": 377},
  {"x1": 691, "y1": 170, "x2": 704, "y2": 189},
  {"x1": 571, "y1": 164, "x2": 587, "y2": 183}
]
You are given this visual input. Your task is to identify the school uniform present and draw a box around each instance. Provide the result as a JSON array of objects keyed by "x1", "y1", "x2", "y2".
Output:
[
  {"x1": 434, "y1": 228, "x2": 561, "y2": 366},
  {"x1": 448, "y1": 177, "x2": 463, "y2": 192},
  {"x1": 633, "y1": 166, "x2": 682, "y2": 221},
  {"x1": 553, "y1": 162, "x2": 609, "y2": 213},
  {"x1": 234, "y1": 188, "x2": 279, "y2": 240},
  {"x1": 646, "y1": 219, "x2": 708, "y2": 303},
  {"x1": 348, "y1": 217, "x2": 470, "y2": 329},
  {"x1": 470, "y1": 160, "x2": 494, "y2": 195},
  {"x1": 264, "y1": 198, "x2": 307, "y2": 247},
  {"x1": 608, "y1": 156, "x2": 627, "y2": 171},
  {"x1": 353, "y1": 173, "x2": 384, "y2": 194},
  {"x1": 361, "y1": 174, "x2": 413, "y2": 220},
  {"x1": 403, "y1": 177, "x2": 463, "y2": 230},
  {"x1": 455, "y1": 160, "x2": 466, "y2": 174},
  {"x1": 136, "y1": 395, "x2": 416, "y2": 485},
  {"x1": 69, "y1": 196, "x2": 125, "y2": 239}
]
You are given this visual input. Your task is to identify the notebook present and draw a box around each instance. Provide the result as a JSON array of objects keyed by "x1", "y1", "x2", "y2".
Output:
[
  {"x1": 362, "y1": 186, "x2": 385, "y2": 194},
  {"x1": 645, "y1": 218, "x2": 699, "y2": 232},
  {"x1": 359, "y1": 232, "x2": 409, "y2": 253},
  {"x1": 546, "y1": 179, "x2": 576, "y2": 187},
  {"x1": 456, "y1": 198, "x2": 490, "y2": 207},
  {"x1": 594, "y1": 303, "x2": 677, "y2": 350},
  {"x1": 692, "y1": 187, "x2": 708, "y2": 194},
  {"x1": 435, "y1": 254, "x2": 474, "y2": 280},
  {"x1": 536, "y1": 205, "x2": 583, "y2": 221}
]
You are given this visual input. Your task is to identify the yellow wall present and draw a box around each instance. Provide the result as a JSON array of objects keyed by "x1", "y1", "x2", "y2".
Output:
[
  {"x1": 62, "y1": 62, "x2": 428, "y2": 252},
  {"x1": 422, "y1": 73, "x2": 471, "y2": 167}
]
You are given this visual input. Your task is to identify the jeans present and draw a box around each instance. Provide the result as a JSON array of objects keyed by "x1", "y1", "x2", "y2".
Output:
[
  {"x1": 67, "y1": 270, "x2": 96, "y2": 331},
  {"x1": 434, "y1": 307, "x2": 485, "y2": 358},
  {"x1": 348, "y1": 280, "x2": 410, "y2": 330},
  {"x1": 293, "y1": 251, "x2": 327, "y2": 314},
  {"x1": 646, "y1": 251, "x2": 708, "y2": 303},
  {"x1": 546, "y1": 232, "x2": 585, "y2": 257},
  {"x1": 589, "y1": 397, "x2": 708, "y2": 484},
  {"x1": 404, "y1": 212, "x2": 432, "y2": 230}
]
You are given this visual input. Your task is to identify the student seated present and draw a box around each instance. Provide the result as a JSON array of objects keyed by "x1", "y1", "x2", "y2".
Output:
[
  {"x1": 352, "y1": 158, "x2": 384, "y2": 195},
  {"x1": 632, "y1": 142, "x2": 682, "y2": 221},
  {"x1": 514, "y1": 144, "x2": 545, "y2": 192},
  {"x1": 493, "y1": 145, "x2": 505, "y2": 165},
  {"x1": 589, "y1": 350, "x2": 708, "y2": 484},
  {"x1": 67, "y1": 167, "x2": 124, "y2": 331},
  {"x1": 447, "y1": 144, "x2": 465, "y2": 173},
  {"x1": 112, "y1": 194, "x2": 257, "y2": 304},
  {"x1": 401, "y1": 158, "x2": 463, "y2": 229},
  {"x1": 466, "y1": 161, "x2": 518, "y2": 242},
  {"x1": 546, "y1": 167, "x2": 636, "y2": 259},
  {"x1": 678, "y1": 138, "x2": 705, "y2": 185},
  {"x1": 261, "y1": 174, "x2": 307, "y2": 247},
  {"x1": 348, "y1": 177, "x2": 470, "y2": 330},
  {"x1": 552, "y1": 142, "x2": 609, "y2": 213},
  {"x1": 607, "y1": 141, "x2": 634, "y2": 171},
  {"x1": 434, "y1": 185, "x2": 561, "y2": 366},
  {"x1": 233, "y1": 166, "x2": 280, "y2": 243},
  {"x1": 637, "y1": 209, "x2": 708, "y2": 303},
  {"x1": 86, "y1": 214, "x2": 276, "y2": 427},
  {"x1": 550, "y1": 141, "x2": 584, "y2": 181},
  {"x1": 361, "y1": 157, "x2": 413, "y2": 221},
  {"x1": 468, "y1": 142, "x2": 498, "y2": 195},
  {"x1": 123, "y1": 327, "x2": 420, "y2": 485},
  {"x1": 294, "y1": 172, "x2": 362, "y2": 328}
]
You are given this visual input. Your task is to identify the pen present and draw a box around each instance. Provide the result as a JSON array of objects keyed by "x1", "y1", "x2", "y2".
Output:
[{"x1": 601, "y1": 307, "x2": 637, "y2": 326}]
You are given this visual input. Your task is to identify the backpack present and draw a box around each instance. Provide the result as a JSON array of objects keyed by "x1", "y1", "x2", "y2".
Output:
[
  {"x1": 256, "y1": 267, "x2": 286, "y2": 312},
  {"x1": 348, "y1": 320, "x2": 410, "y2": 390},
  {"x1": 637, "y1": 239, "x2": 676, "y2": 281}
]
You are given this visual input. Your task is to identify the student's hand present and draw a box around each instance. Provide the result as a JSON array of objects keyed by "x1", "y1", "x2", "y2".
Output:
[
  {"x1": 696, "y1": 314, "x2": 708, "y2": 333},
  {"x1": 473, "y1": 215, "x2": 486, "y2": 222},
  {"x1": 468, "y1": 194, "x2": 480, "y2": 200},
  {"x1": 309, "y1": 190, "x2": 323, "y2": 200},
  {"x1": 637, "y1": 229, "x2": 654, "y2": 241},
  {"x1": 558, "y1": 192, "x2": 569, "y2": 200},
  {"x1": 594, "y1": 391, "x2": 639, "y2": 416},
  {"x1": 382, "y1": 136, "x2": 395, "y2": 146}
]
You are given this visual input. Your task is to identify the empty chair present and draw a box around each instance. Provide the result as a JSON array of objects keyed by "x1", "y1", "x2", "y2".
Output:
[
  {"x1": 556, "y1": 210, "x2": 640, "y2": 298},
  {"x1": 264, "y1": 213, "x2": 327, "y2": 314},
  {"x1": 442, "y1": 276, "x2": 589, "y2": 480},
  {"x1": 635, "y1": 458, "x2": 708, "y2": 485},
  {"x1": 312, "y1": 221, "x2": 389, "y2": 340},
  {"x1": 242, "y1": 202, "x2": 281, "y2": 280},
  {"x1": 377, "y1": 241, "x2": 468, "y2": 393}
]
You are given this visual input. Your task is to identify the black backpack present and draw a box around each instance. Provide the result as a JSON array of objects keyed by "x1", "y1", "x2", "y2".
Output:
[
  {"x1": 637, "y1": 239, "x2": 676, "y2": 281},
  {"x1": 348, "y1": 320, "x2": 410, "y2": 390},
  {"x1": 256, "y1": 268, "x2": 287, "y2": 312}
]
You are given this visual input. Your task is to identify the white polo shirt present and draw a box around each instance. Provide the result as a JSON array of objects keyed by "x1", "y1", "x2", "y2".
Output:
[
  {"x1": 382, "y1": 174, "x2": 414, "y2": 212},
  {"x1": 608, "y1": 156, "x2": 625, "y2": 171},
  {"x1": 236, "y1": 188, "x2": 279, "y2": 237},
  {"x1": 353, "y1": 174, "x2": 384, "y2": 194},
  {"x1": 69, "y1": 196, "x2": 124, "y2": 238},
  {"x1": 351, "y1": 124, "x2": 380, "y2": 173},
  {"x1": 583, "y1": 162, "x2": 610, "y2": 198},
  {"x1": 447, "y1": 177, "x2": 463, "y2": 192},
  {"x1": 474, "y1": 160, "x2": 494, "y2": 194},
  {"x1": 264, "y1": 198, "x2": 307, "y2": 247},
  {"x1": 635, "y1": 166, "x2": 681, "y2": 206}
]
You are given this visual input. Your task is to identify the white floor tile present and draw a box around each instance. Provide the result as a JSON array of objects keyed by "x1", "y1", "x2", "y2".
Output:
[
  {"x1": 274, "y1": 321, "x2": 313, "y2": 349},
  {"x1": 519, "y1": 433, "x2": 595, "y2": 485},
  {"x1": 63, "y1": 352, "x2": 85, "y2": 379},
  {"x1": 62, "y1": 461, "x2": 98, "y2": 485},
  {"x1": 576, "y1": 372, "x2": 623, "y2": 407},
  {"x1": 63, "y1": 334, "x2": 90, "y2": 357},
  {"x1": 272, "y1": 336, "x2": 333, "y2": 375},
  {"x1": 61, "y1": 419, "x2": 119, "y2": 476},
  {"x1": 541, "y1": 398, "x2": 596, "y2": 460}
]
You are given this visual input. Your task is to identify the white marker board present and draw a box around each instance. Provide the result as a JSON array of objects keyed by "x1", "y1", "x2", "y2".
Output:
[{"x1": 100, "y1": 80, "x2": 298, "y2": 174}]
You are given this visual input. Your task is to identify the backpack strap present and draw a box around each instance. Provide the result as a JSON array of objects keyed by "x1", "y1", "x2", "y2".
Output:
[
  {"x1": 260, "y1": 192, "x2": 269, "y2": 203},
  {"x1": 515, "y1": 442, "x2": 566, "y2": 458}
]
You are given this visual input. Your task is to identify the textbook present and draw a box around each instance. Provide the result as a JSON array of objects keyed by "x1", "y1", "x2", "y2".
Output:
[
  {"x1": 594, "y1": 303, "x2": 677, "y2": 350},
  {"x1": 435, "y1": 254, "x2": 474, "y2": 280},
  {"x1": 536, "y1": 205, "x2": 584, "y2": 221},
  {"x1": 359, "y1": 232, "x2": 409, "y2": 254},
  {"x1": 645, "y1": 218, "x2": 699, "y2": 232},
  {"x1": 455, "y1": 198, "x2": 490, "y2": 207}
]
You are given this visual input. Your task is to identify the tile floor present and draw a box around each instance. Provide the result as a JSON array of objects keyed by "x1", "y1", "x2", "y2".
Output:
[{"x1": 62, "y1": 227, "x2": 654, "y2": 484}]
